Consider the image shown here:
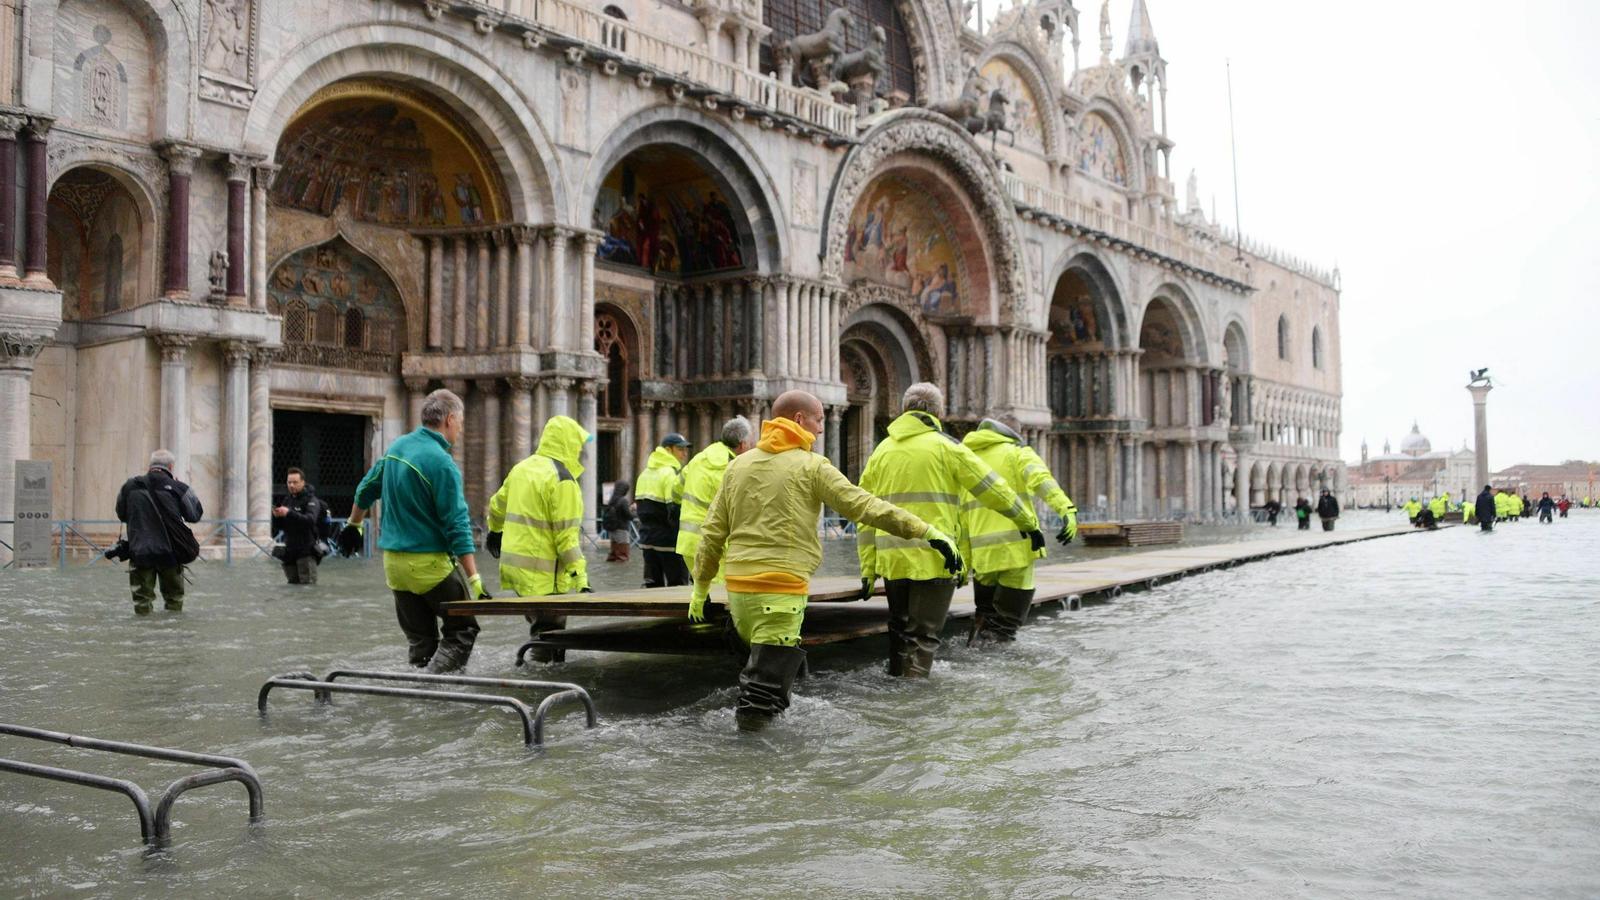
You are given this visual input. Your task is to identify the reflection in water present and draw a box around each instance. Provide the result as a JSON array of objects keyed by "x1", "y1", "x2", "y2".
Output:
[{"x1": 2, "y1": 514, "x2": 1598, "y2": 896}]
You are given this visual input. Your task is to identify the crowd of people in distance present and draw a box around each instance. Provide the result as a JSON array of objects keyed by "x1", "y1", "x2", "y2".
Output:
[{"x1": 1400, "y1": 487, "x2": 1582, "y2": 530}]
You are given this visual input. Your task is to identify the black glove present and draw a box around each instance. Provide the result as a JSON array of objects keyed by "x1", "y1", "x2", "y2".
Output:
[
  {"x1": 1025, "y1": 529, "x2": 1046, "y2": 553},
  {"x1": 928, "y1": 538, "x2": 962, "y2": 575},
  {"x1": 856, "y1": 578, "x2": 875, "y2": 601},
  {"x1": 579, "y1": 586, "x2": 594, "y2": 594},
  {"x1": 486, "y1": 531, "x2": 503, "y2": 559},
  {"x1": 336, "y1": 524, "x2": 364, "y2": 558},
  {"x1": 1055, "y1": 525, "x2": 1074, "y2": 546}
]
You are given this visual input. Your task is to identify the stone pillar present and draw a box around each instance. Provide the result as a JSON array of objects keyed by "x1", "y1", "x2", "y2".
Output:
[
  {"x1": 506, "y1": 376, "x2": 535, "y2": 462},
  {"x1": 0, "y1": 115, "x2": 22, "y2": 281},
  {"x1": 480, "y1": 379, "x2": 503, "y2": 505},
  {"x1": 159, "y1": 143, "x2": 200, "y2": 298},
  {"x1": 22, "y1": 120, "x2": 51, "y2": 286},
  {"x1": 653, "y1": 403, "x2": 670, "y2": 450},
  {"x1": 473, "y1": 236, "x2": 491, "y2": 350},
  {"x1": 248, "y1": 348, "x2": 275, "y2": 535},
  {"x1": 513, "y1": 227, "x2": 535, "y2": 347},
  {"x1": 547, "y1": 376, "x2": 573, "y2": 419},
  {"x1": 826, "y1": 406, "x2": 843, "y2": 468},
  {"x1": 1212, "y1": 442, "x2": 1226, "y2": 518},
  {"x1": 451, "y1": 237, "x2": 468, "y2": 350},
  {"x1": 1120, "y1": 436, "x2": 1137, "y2": 518},
  {"x1": 405, "y1": 377, "x2": 429, "y2": 430},
  {"x1": 546, "y1": 227, "x2": 572, "y2": 350},
  {"x1": 1154, "y1": 441, "x2": 1168, "y2": 514},
  {"x1": 635, "y1": 400, "x2": 655, "y2": 476},
  {"x1": 1104, "y1": 433, "x2": 1119, "y2": 516},
  {"x1": 0, "y1": 331, "x2": 50, "y2": 558},
  {"x1": 710, "y1": 281, "x2": 725, "y2": 375},
  {"x1": 493, "y1": 231, "x2": 512, "y2": 347},
  {"x1": 578, "y1": 381, "x2": 599, "y2": 527},
  {"x1": 784, "y1": 281, "x2": 799, "y2": 378},
  {"x1": 250, "y1": 163, "x2": 276, "y2": 310},
  {"x1": 751, "y1": 277, "x2": 769, "y2": 374},
  {"x1": 427, "y1": 237, "x2": 444, "y2": 350},
  {"x1": 224, "y1": 156, "x2": 250, "y2": 305},
  {"x1": 1182, "y1": 439, "x2": 1198, "y2": 516},
  {"x1": 579, "y1": 232, "x2": 601, "y2": 354},
  {"x1": 801, "y1": 285, "x2": 816, "y2": 380},
  {"x1": 222, "y1": 341, "x2": 252, "y2": 522},
  {"x1": 156, "y1": 335, "x2": 193, "y2": 473},
  {"x1": 1469, "y1": 382, "x2": 1492, "y2": 488},
  {"x1": 824, "y1": 289, "x2": 838, "y2": 383}
]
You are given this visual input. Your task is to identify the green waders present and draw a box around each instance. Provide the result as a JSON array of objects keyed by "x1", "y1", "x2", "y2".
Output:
[
  {"x1": 970, "y1": 565, "x2": 1035, "y2": 643},
  {"x1": 727, "y1": 592, "x2": 808, "y2": 732},
  {"x1": 885, "y1": 579, "x2": 956, "y2": 677},
  {"x1": 130, "y1": 566, "x2": 185, "y2": 614}
]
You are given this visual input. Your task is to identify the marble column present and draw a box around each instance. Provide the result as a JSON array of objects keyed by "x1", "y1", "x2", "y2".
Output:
[
  {"x1": 547, "y1": 376, "x2": 573, "y2": 419},
  {"x1": 1121, "y1": 436, "x2": 1137, "y2": 518},
  {"x1": 1469, "y1": 382, "x2": 1492, "y2": 489},
  {"x1": 493, "y1": 231, "x2": 512, "y2": 347},
  {"x1": 480, "y1": 379, "x2": 503, "y2": 505},
  {"x1": 710, "y1": 281, "x2": 725, "y2": 376},
  {"x1": 785, "y1": 281, "x2": 799, "y2": 378},
  {"x1": 224, "y1": 156, "x2": 250, "y2": 305},
  {"x1": 405, "y1": 377, "x2": 429, "y2": 430},
  {"x1": 826, "y1": 406, "x2": 842, "y2": 468},
  {"x1": 451, "y1": 237, "x2": 468, "y2": 350},
  {"x1": 824, "y1": 289, "x2": 838, "y2": 383},
  {"x1": 674, "y1": 287, "x2": 690, "y2": 379},
  {"x1": 156, "y1": 335, "x2": 193, "y2": 474},
  {"x1": 751, "y1": 277, "x2": 769, "y2": 374},
  {"x1": 22, "y1": 121, "x2": 51, "y2": 285},
  {"x1": 546, "y1": 227, "x2": 572, "y2": 350},
  {"x1": 248, "y1": 348, "x2": 275, "y2": 535},
  {"x1": 1233, "y1": 452, "x2": 1250, "y2": 518},
  {"x1": 1154, "y1": 441, "x2": 1168, "y2": 514},
  {"x1": 0, "y1": 332, "x2": 49, "y2": 558},
  {"x1": 1104, "y1": 433, "x2": 1119, "y2": 516},
  {"x1": 1182, "y1": 439, "x2": 1198, "y2": 516},
  {"x1": 473, "y1": 236, "x2": 491, "y2": 350},
  {"x1": 250, "y1": 163, "x2": 276, "y2": 310},
  {"x1": 159, "y1": 143, "x2": 200, "y2": 298},
  {"x1": 427, "y1": 237, "x2": 445, "y2": 350},
  {"x1": 578, "y1": 381, "x2": 598, "y2": 527},
  {"x1": 0, "y1": 115, "x2": 19, "y2": 281},
  {"x1": 579, "y1": 232, "x2": 600, "y2": 354},
  {"x1": 1212, "y1": 442, "x2": 1226, "y2": 518},
  {"x1": 506, "y1": 376, "x2": 535, "y2": 463},
  {"x1": 633, "y1": 401, "x2": 655, "y2": 476},
  {"x1": 653, "y1": 403, "x2": 670, "y2": 450},
  {"x1": 513, "y1": 227, "x2": 535, "y2": 347},
  {"x1": 222, "y1": 341, "x2": 252, "y2": 522}
]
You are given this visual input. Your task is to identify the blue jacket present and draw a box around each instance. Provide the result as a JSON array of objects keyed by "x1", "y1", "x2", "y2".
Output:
[{"x1": 354, "y1": 427, "x2": 475, "y2": 557}]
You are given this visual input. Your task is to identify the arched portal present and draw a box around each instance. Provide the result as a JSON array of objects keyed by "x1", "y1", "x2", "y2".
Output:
[
  {"x1": 592, "y1": 303, "x2": 641, "y2": 487},
  {"x1": 45, "y1": 166, "x2": 155, "y2": 319},
  {"x1": 1138, "y1": 296, "x2": 1207, "y2": 518},
  {"x1": 268, "y1": 238, "x2": 406, "y2": 374},
  {"x1": 837, "y1": 303, "x2": 926, "y2": 480},
  {"x1": 1044, "y1": 253, "x2": 1130, "y2": 517}
]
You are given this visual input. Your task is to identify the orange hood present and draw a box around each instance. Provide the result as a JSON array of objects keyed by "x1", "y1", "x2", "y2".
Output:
[{"x1": 757, "y1": 417, "x2": 816, "y2": 454}]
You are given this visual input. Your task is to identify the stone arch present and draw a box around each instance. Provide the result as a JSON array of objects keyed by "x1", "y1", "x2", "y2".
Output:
[
  {"x1": 823, "y1": 109, "x2": 1026, "y2": 322},
  {"x1": 838, "y1": 300, "x2": 928, "y2": 479},
  {"x1": 243, "y1": 22, "x2": 563, "y2": 223},
  {"x1": 266, "y1": 209, "x2": 426, "y2": 351},
  {"x1": 975, "y1": 42, "x2": 1065, "y2": 157},
  {"x1": 581, "y1": 107, "x2": 785, "y2": 274},
  {"x1": 1139, "y1": 282, "x2": 1211, "y2": 365},
  {"x1": 593, "y1": 302, "x2": 641, "y2": 421},
  {"x1": 1046, "y1": 249, "x2": 1130, "y2": 350},
  {"x1": 44, "y1": 163, "x2": 158, "y2": 318},
  {"x1": 268, "y1": 236, "x2": 407, "y2": 373},
  {"x1": 1073, "y1": 99, "x2": 1144, "y2": 194},
  {"x1": 1223, "y1": 319, "x2": 1250, "y2": 372}
]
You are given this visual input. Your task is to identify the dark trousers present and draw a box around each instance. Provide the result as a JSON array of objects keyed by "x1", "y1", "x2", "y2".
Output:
[
  {"x1": 642, "y1": 548, "x2": 690, "y2": 588},
  {"x1": 884, "y1": 578, "x2": 956, "y2": 677},
  {"x1": 282, "y1": 555, "x2": 319, "y2": 585},
  {"x1": 1480, "y1": 520, "x2": 1494, "y2": 532},
  {"x1": 130, "y1": 566, "x2": 185, "y2": 613},
  {"x1": 1297, "y1": 518, "x2": 1310, "y2": 530},
  {"x1": 1320, "y1": 518, "x2": 1335, "y2": 531},
  {"x1": 393, "y1": 566, "x2": 480, "y2": 671}
]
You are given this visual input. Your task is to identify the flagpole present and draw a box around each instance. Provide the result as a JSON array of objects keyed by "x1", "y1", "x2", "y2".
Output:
[{"x1": 1227, "y1": 59, "x2": 1244, "y2": 262}]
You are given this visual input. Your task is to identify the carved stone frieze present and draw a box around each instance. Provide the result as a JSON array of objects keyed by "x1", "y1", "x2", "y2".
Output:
[
  {"x1": 44, "y1": 133, "x2": 165, "y2": 192},
  {"x1": 0, "y1": 331, "x2": 50, "y2": 362},
  {"x1": 199, "y1": 0, "x2": 259, "y2": 108},
  {"x1": 823, "y1": 110, "x2": 1029, "y2": 322}
]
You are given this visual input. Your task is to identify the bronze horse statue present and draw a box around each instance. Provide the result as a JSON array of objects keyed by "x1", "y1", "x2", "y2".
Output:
[{"x1": 778, "y1": 7, "x2": 852, "y2": 86}]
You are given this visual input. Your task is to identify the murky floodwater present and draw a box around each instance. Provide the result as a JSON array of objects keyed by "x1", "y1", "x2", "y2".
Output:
[{"x1": 3, "y1": 513, "x2": 1598, "y2": 898}]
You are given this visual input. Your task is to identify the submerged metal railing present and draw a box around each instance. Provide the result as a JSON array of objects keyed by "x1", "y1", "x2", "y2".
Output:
[
  {"x1": 0, "y1": 723, "x2": 264, "y2": 846},
  {"x1": 257, "y1": 670, "x2": 597, "y2": 747}
]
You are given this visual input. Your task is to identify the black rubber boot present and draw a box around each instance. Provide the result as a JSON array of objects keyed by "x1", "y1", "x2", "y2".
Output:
[
  {"x1": 886, "y1": 580, "x2": 955, "y2": 678},
  {"x1": 968, "y1": 580, "x2": 999, "y2": 645},
  {"x1": 524, "y1": 613, "x2": 568, "y2": 663},
  {"x1": 735, "y1": 644, "x2": 808, "y2": 732},
  {"x1": 985, "y1": 586, "x2": 1035, "y2": 642}
]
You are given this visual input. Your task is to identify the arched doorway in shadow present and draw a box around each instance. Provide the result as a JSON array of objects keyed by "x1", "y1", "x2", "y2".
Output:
[
  {"x1": 46, "y1": 166, "x2": 156, "y2": 319},
  {"x1": 837, "y1": 303, "x2": 926, "y2": 481}
]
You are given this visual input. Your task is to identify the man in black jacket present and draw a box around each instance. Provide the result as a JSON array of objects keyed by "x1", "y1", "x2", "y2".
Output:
[
  {"x1": 1475, "y1": 485, "x2": 1497, "y2": 532},
  {"x1": 1315, "y1": 488, "x2": 1340, "y2": 532},
  {"x1": 115, "y1": 449, "x2": 204, "y2": 614},
  {"x1": 274, "y1": 468, "x2": 327, "y2": 584}
]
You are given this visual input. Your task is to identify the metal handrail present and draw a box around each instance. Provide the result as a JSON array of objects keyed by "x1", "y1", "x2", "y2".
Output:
[
  {"x1": 257, "y1": 671, "x2": 592, "y2": 747},
  {"x1": 322, "y1": 669, "x2": 599, "y2": 744},
  {"x1": 0, "y1": 723, "x2": 265, "y2": 846}
]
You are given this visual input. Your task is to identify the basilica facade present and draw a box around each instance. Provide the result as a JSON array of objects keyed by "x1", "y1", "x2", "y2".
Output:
[{"x1": 0, "y1": 0, "x2": 1343, "y2": 552}]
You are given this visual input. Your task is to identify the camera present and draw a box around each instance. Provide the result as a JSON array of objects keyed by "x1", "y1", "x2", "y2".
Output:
[{"x1": 103, "y1": 538, "x2": 131, "y2": 562}]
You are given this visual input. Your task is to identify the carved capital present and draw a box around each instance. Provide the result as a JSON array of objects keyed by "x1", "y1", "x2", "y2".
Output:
[
  {"x1": 505, "y1": 375, "x2": 537, "y2": 394},
  {"x1": 511, "y1": 225, "x2": 541, "y2": 246},
  {"x1": 252, "y1": 161, "x2": 280, "y2": 186},
  {"x1": 251, "y1": 345, "x2": 278, "y2": 368},
  {"x1": 158, "y1": 142, "x2": 203, "y2": 176},
  {"x1": 546, "y1": 376, "x2": 575, "y2": 393},
  {"x1": 0, "y1": 331, "x2": 50, "y2": 362},
  {"x1": 476, "y1": 377, "x2": 502, "y2": 395},
  {"x1": 155, "y1": 333, "x2": 195, "y2": 363},
  {"x1": 0, "y1": 115, "x2": 25, "y2": 141},
  {"x1": 24, "y1": 117, "x2": 52, "y2": 140},
  {"x1": 638, "y1": 399, "x2": 657, "y2": 413},
  {"x1": 225, "y1": 154, "x2": 255, "y2": 183},
  {"x1": 222, "y1": 340, "x2": 254, "y2": 367},
  {"x1": 544, "y1": 225, "x2": 578, "y2": 244},
  {"x1": 404, "y1": 377, "x2": 431, "y2": 394},
  {"x1": 578, "y1": 379, "x2": 600, "y2": 397}
]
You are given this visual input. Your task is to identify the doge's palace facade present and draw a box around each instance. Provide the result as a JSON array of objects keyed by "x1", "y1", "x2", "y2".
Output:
[{"x1": 0, "y1": 0, "x2": 1342, "y2": 554}]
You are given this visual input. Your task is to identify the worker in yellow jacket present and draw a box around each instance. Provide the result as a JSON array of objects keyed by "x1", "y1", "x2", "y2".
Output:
[
  {"x1": 486, "y1": 415, "x2": 592, "y2": 663},
  {"x1": 675, "y1": 416, "x2": 753, "y2": 576},
  {"x1": 1493, "y1": 489, "x2": 1511, "y2": 522},
  {"x1": 635, "y1": 434, "x2": 691, "y2": 587},
  {"x1": 1403, "y1": 498, "x2": 1422, "y2": 524},
  {"x1": 858, "y1": 383, "x2": 1041, "y2": 678},
  {"x1": 960, "y1": 418, "x2": 1078, "y2": 643},
  {"x1": 1429, "y1": 492, "x2": 1449, "y2": 521},
  {"x1": 689, "y1": 390, "x2": 955, "y2": 731}
]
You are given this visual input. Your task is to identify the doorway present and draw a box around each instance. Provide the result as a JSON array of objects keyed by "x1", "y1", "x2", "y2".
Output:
[{"x1": 272, "y1": 410, "x2": 371, "y2": 517}]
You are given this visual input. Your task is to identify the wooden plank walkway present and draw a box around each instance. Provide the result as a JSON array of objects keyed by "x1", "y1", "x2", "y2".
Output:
[{"x1": 443, "y1": 524, "x2": 1426, "y2": 656}]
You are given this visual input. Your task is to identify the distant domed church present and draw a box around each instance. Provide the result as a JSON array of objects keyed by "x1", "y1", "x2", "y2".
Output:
[{"x1": 1347, "y1": 421, "x2": 1473, "y2": 507}]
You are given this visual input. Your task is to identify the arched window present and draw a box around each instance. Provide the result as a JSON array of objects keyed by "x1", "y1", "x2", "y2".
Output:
[
  {"x1": 595, "y1": 312, "x2": 630, "y2": 419},
  {"x1": 1311, "y1": 326, "x2": 1323, "y2": 369},
  {"x1": 602, "y1": 5, "x2": 628, "y2": 52},
  {"x1": 284, "y1": 300, "x2": 309, "y2": 343},
  {"x1": 344, "y1": 307, "x2": 365, "y2": 350},
  {"x1": 314, "y1": 304, "x2": 339, "y2": 345},
  {"x1": 1277, "y1": 315, "x2": 1290, "y2": 361}
]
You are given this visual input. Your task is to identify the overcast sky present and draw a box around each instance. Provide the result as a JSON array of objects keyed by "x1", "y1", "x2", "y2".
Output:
[{"x1": 1050, "y1": 0, "x2": 1598, "y2": 469}]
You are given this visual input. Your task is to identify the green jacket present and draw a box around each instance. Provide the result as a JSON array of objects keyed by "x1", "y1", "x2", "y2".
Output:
[
  {"x1": 488, "y1": 416, "x2": 590, "y2": 597},
  {"x1": 354, "y1": 427, "x2": 475, "y2": 558},
  {"x1": 858, "y1": 412, "x2": 1037, "y2": 581}
]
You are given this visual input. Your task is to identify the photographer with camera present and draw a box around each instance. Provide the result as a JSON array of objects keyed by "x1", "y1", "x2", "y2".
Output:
[
  {"x1": 113, "y1": 449, "x2": 204, "y2": 615},
  {"x1": 273, "y1": 467, "x2": 329, "y2": 585}
]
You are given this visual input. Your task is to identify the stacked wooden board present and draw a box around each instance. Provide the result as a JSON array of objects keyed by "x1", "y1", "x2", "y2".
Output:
[{"x1": 1077, "y1": 521, "x2": 1185, "y2": 546}]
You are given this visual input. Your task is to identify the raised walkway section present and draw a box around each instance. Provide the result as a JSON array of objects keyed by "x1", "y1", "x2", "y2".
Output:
[{"x1": 443, "y1": 524, "x2": 1423, "y2": 657}]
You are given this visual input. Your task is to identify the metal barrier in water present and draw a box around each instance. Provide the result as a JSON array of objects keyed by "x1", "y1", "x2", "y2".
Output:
[
  {"x1": 257, "y1": 670, "x2": 598, "y2": 747},
  {"x1": 0, "y1": 723, "x2": 264, "y2": 846}
]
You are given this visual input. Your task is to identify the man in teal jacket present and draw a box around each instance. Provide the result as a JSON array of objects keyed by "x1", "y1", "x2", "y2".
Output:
[{"x1": 341, "y1": 388, "x2": 483, "y2": 673}]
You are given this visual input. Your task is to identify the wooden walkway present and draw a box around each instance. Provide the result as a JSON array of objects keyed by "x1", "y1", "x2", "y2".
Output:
[{"x1": 442, "y1": 524, "x2": 1425, "y2": 656}]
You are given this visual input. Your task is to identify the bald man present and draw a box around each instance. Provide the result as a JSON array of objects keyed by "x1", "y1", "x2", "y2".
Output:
[{"x1": 690, "y1": 390, "x2": 958, "y2": 731}]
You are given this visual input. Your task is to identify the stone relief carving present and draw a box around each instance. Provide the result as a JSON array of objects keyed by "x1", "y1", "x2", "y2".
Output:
[
  {"x1": 44, "y1": 137, "x2": 164, "y2": 200},
  {"x1": 199, "y1": 0, "x2": 258, "y2": 108},
  {"x1": 791, "y1": 161, "x2": 818, "y2": 229},
  {"x1": 824, "y1": 111, "x2": 1028, "y2": 322},
  {"x1": 74, "y1": 26, "x2": 128, "y2": 130},
  {"x1": 559, "y1": 67, "x2": 590, "y2": 148}
]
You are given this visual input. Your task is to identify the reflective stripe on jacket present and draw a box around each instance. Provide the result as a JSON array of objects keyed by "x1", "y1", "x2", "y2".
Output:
[
  {"x1": 635, "y1": 446, "x2": 684, "y2": 550},
  {"x1": 857, "y1": 412, "x2": 1037, "y2": 581},
  {"x1": 488, "y1": 416, "x2": 590, "y2": 597},
  {"x1": 675, "y1": 442, "x2": 738, "y2": 563},
  {"x1": 959, "y1": 430, "x2": 1076, "y2": 575}
]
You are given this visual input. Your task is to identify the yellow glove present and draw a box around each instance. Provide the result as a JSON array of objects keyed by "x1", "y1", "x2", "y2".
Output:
[
  {"x1": 688, "y1": 585, "x2": 710, "y2": 622},
  {"x1": 467, "y1": 573, "x2": 487, "y2": 599}
]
